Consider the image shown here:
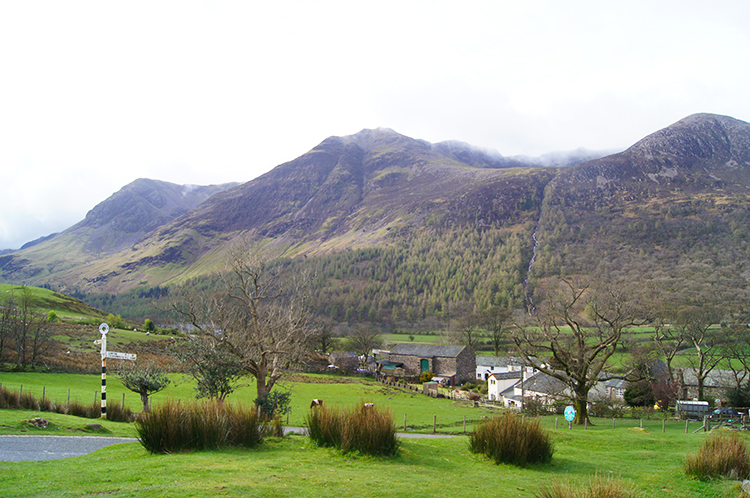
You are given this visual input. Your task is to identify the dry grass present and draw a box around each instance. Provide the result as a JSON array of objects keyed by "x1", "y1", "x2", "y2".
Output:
[
  {"x1": 469, "y1": 412, "x2": 553, "y2": 466},
  {"x1": 536, "y1": 474, "x2": 640, "y2": 498},
  {"x1": 135, "y1": 399, "x2": 266, "y2": 453},
  {"x1": 305, "y1": 402, "x2": 400, "y2": 456},
  {"x1": 684, "y1": 432, "x2": 750, "y2": 481}
]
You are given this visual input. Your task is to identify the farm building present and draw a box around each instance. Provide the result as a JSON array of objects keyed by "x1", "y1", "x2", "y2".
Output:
[
  {"x1": 387, "y1": 344, "x2": 476, "y2": 385},
  {"x1": 328, "y1": 351, "x2": 359, "y2": 372}
]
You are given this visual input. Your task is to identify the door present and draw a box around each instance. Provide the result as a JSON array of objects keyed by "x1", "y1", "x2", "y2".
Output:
[{"x1": 420, "y1": 359, "x2": 429, "y2": 373}]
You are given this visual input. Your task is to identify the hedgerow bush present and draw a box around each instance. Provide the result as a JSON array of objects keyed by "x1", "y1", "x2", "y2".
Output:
[
  {"x1": 135, "y1": 400, "x2": 266, "y2": 454},
  {"x1": 469, "y1": 412, "x2": 553, "y2": 466},
  {"x1": 684, "y1": 432, "x2": 750, "y2": 480},
  {"x1": 0, "y1": 384, "x2": 132, "y2": 422},
  {"x1": 305, "y1": 403, "x2": 400, "y2": 456}
]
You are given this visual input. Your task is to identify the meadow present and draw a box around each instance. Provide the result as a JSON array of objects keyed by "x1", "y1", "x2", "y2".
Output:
[{"x1": 0, "y1": 371, "x2": 747, "y2": 497}]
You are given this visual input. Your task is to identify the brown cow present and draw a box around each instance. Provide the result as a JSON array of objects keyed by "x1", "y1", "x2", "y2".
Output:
[{"x1": 310, "y1": 399, "x2": 323, "y2": 408}]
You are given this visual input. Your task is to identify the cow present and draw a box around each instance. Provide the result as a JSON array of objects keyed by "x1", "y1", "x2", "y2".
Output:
[
  {"x1": 310, "y1": 399, "x2": 323, "y2": 408},
  {"x1": 363, "y1": 402, "x2": 375, "y2": 409}
]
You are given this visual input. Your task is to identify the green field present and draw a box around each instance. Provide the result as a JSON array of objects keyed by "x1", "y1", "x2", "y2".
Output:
[{"x1": 0, "y1": 407, "x2": 741, "y2": 497}]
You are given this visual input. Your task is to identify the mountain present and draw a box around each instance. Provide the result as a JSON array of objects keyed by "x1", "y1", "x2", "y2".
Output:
[
  {"x1": 531, "y1": 113, "x2": 750, "y2": 305},
  {"x1": 1, "y1": 114, "x2": 749, "y2": 322},
  {"x1": 0, "y1": 179, "x2": 237, "y2": 288}
]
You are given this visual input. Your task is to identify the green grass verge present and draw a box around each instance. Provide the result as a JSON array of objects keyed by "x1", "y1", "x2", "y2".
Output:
[
  {"x1": 0, "y1": 409, "x2": 136, "y2": 437},
  {"x1": 0, "y1": 428, "x2": 740, "y2": 497}
]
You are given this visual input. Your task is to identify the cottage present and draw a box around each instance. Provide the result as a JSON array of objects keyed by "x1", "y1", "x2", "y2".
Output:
[
  {"x1": 328, "y1": 351, "x2": 359, "y2": 372},
  {"x1": 499, "y1": 372, "x2": 570, "y2": 409},
  {"x1": 476, "y1": 356, "x2": 540, "y2": 380},
  {"x1": 387, "y1": 344, "x2": 476, "y2": 385},
  {"x1": 486, "y1": 371, "x2": 522, "y2": 401}
]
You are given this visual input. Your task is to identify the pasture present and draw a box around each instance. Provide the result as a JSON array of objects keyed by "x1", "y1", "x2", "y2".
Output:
[
  {"x1": 0, "y1": 371, "x2": 747, "y2": 497},
  {"x1": 0, "y1": 411, "x2": 741, "y2": 497}
]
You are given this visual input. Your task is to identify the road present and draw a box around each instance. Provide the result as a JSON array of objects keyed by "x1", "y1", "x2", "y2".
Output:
[
  {"x1": 0, "y1": 429, "x2": 457, "y2": 462},
  {"x1": 0, "y1": 435, "x2": 138, "y2": 462}
]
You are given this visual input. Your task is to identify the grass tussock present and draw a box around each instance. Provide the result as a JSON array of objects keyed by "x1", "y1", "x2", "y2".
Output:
[
  {"x1": 469, "y1": 412, "x2": 553, "y2": 466},
  {"x1": 0, "y1": 384, "x2": 133, "y2": 422},
  {"x1": 135, "y1": 400, "x2": 266, "y2": 454},
  {"x1": 305, "y1": 403, "x2": 400, "y2": 456},
  {"x1": 536, "y1": 474, "x2": 640, "y2": 498},
  {"x1": 684, "y1": 432, "x2": 750, "y2": 481}
]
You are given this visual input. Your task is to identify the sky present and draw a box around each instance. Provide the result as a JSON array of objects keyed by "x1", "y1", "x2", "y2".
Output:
[{"x1": 1, "y1": 1, "x2": 749, "y2": 250}]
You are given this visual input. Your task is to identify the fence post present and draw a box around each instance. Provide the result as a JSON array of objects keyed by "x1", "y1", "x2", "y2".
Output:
[
  {"x1": 68, "y1": 389, "x2": 71, "y2": 405},
  {"x1": 685, "y1": 419, "x2": 689, "y2": 433},
  {"x1": 122, "y1": 393, "x2": 126, "y2": 407},
  {"x1": 42, "y1": 386, "x2": 46, "y2": 402},
  {"x1": 640, "y1": 419, "x2": 643, "y2": 429},
  {"x1": 662, "y1": 419, "x2": 666, "y2": 433},
  {"x1": 555, "y1": 417, "x2": 558, "y2": 429},
  {"x1": 94, "y1": 391, "x2": 98, "y2": 404},
  {"x1": 433, "y1": 414, "x2": 437, "y2": 433},
  {"x1": 404, "y1": 414, "x2": 407, "y2": 431},
  {"x1": 613, "y1": 418, "x2": 616, "y2": 429},
  {"x1": 463, "y1": 415, "x2": 466, "y2": 433},
  {"x1": 585, "y1": 418, "x2": 588, "y2": 430},
  {"x1": 20, "y1": 385, "x2": 22, "y2": 396}
]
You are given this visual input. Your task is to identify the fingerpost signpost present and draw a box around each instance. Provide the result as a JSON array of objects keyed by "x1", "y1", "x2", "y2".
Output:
[{"x1": 94, "y1": 323, "x2": 137, "y2": 418}]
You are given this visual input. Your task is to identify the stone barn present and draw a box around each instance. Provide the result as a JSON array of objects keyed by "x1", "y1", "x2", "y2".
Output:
[{"x1": 387, "y1": 344, "x2": 475, "y2": 385}]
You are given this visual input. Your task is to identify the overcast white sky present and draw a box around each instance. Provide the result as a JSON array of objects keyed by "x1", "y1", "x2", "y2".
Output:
[{"x1": 1, "y1": 1, "x2": 749, "y2": 250}]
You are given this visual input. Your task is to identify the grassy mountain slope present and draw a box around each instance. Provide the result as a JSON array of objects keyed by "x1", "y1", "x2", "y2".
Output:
[
  {"x1": 2, "y1": 114, "x2": 750, "y2": 322},
  {"x1": 530, "y1": 113, "x2": 750, "y2": 304}
]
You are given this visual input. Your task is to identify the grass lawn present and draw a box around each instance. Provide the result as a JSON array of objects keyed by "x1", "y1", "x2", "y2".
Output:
[
  {"x1": 0, "y1": 421, "x2": 741, "y2": 497},
  {"x1": 0, "y1": 408, "x2": 136, "y2": 438},
  {"x1": 0, "y1": 371, "x2": 503, "y2": 433}
]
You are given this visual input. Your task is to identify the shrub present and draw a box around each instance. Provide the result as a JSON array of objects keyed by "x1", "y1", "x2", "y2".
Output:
[
  {"x1": 305, "y1": 403, "x2": 400, "y2": 456},
  {"x1": 419, "y1": 370, "x2": 434, "y2": 383},
  {"x1": 684, "y1": 432, "x2": 750, "y2": 480},
  {"x1": 67, "y1": 399, "x2": 99, "y2": 418},
  {"x1": 104, "y1": 401, "x2": 134, "y2": 423},
  {"x1": 341, "y1": 404, "x2": 400, "y2": 457},
  {"x1": 469, "y1": 412, "x2": 553, "y2": 466},
  {"x1": 135, "y1": 400, "x2": 265, "y2": 454},
  {"x1": 306, "y1": 405, "x2": 345, "y2": 448},
  {"x1": 536, "y1": 474, "x2": 640, "y2": 498}
]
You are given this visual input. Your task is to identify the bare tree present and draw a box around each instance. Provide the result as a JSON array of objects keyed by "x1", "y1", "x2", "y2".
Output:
[
  {"x1": 449, "y1": 312, "x2": 482, "y2": 352},
  {"x1": 346, "y1": 324, "x2": 381, "y2": 365},
  {"x1": 511, "y1": 278, "x2": 647, "y2": 424},
  {"x1": 0, "y1": 290, "x2": 16, "y2": 364},
  {"x1": 482, "y1": 306, "x2": 510, "y2": 356},
  {"x1": 676, "y1": 305, "x2": 728, "y2": 401},
  {"x1": 311, "y1": 319, "x2": 336, "y2": 354},
  {"x1": 168, "y1": 241, "x2": 314, "y2": 399},
  {"x1": 652, "y1": 310, "x2": 686, "y2": 390}
]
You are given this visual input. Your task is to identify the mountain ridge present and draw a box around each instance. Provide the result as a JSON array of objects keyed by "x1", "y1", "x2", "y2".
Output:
[{"x1": 1, "y1": 113, "x2": 749, "y2": 323}]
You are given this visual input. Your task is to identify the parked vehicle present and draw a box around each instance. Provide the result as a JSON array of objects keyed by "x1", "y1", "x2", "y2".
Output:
[{"x1": 711, "y1": 408, "x2": 740, "y2": 419}]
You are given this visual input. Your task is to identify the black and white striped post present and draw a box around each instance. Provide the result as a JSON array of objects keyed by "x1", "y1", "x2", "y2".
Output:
[
  {"x1": 94, "y1": 323, "x2": 137, "y2": 419},
  {"x1": 94, "y1": 323, "x2": 109, "y2": 418}
]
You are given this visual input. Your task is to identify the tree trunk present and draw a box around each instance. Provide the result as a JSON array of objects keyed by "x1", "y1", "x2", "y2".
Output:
[
  {"x1": 255, "y1": 367, "x2": 269, "y2": 399},
  {"x1": 140, "y1": 392, "x2": 150, "y2": 413},
  {"x1": 573, "y1": 386, "x2": 590, "y2": 425}
]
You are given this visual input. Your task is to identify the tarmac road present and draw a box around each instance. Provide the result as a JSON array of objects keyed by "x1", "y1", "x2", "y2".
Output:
[
  {"x1": 0, "y1": 435, "x2": 138, "y2": 462},
  {"x1": 0, "y1": 429, "x2": 457, "y2": 462}
]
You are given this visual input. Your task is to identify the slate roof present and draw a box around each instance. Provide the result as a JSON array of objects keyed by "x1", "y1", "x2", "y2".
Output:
[
  {"x1": 489, "y1": 371, "x2": 522, "y2": 381},
  {"x1": 389, "y1": 344, "x2": 466, "y2": 358},
  {"x1": 476, "y1": 356, "x2": 539, "y2": 368}
]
